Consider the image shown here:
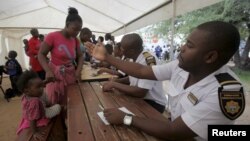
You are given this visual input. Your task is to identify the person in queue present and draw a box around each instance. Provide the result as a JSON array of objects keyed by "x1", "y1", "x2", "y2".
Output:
[
  {"x1": 28, "y1": 28, "x2": 45, "y2": 80},
  {"x1": 38, "y1": 7, "x2": 83, "y2": 106}
]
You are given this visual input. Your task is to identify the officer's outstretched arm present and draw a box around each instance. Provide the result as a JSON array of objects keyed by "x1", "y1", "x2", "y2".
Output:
[
  {"x1": 104, "y1": 108, "x2": 197, "y2": 140},
  {"x1": 105, "y1": 55, "x2": 157, "y2": 80},
  {"x1": 132, "y1": 116, "x2": 197, "y2": 140},
  {"x1": 85, "y1": 42, "x2": 157, "y2": 80}
]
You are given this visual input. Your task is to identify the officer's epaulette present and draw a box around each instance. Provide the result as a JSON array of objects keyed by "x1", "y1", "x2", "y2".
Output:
[
  {"x1": 142, "y1": 52, "x2": 156, "y2": 66},
  {"x1": 215, "y1": 73, "x2": 245, "y2": 120}
]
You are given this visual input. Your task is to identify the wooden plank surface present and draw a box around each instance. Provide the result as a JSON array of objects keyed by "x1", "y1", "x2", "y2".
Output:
[
  {"x1": 79, "y1": 82, "x2": 120, "y2": 141},
  {"x1": 68, "y1": 82, "x2": 165, "y2": 141},
  {"x1": 16, "y1": 128, "x2": 33, "y2": 141},
  {"x1": 46, "y1": 115, "x2": 66, "y2": 141},
  {"x1": 103, "y1": 85, "x2": 165, "y2": 141},
  {"x1": 90, "y1": 82, "x2": 149, "y2": 141},
  {"x1": 67, "y1": 84, "x2": 95, "y2": 141},
  {"x1": 16, "y1": 116, "x2": 63, "y2": 141},
  {"x1": 112, "y1": 88, "x2": 167, "y2": 122},
  {"x1": 81, "y1": 63, "x2": 117, "y2": 82}
]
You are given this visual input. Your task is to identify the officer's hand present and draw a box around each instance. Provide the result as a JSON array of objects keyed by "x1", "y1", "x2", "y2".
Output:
[
  {"x1": 102, "y1": 81, "x2": 115, "y2": 92},
  {"x1": 85, "y1": 42, "x2": 107, "y2": 61},
  {"x1": 97, "y1": 68, "x2": 108, "y2": 74},
  {"x1": 84, "y1": 42, "x2": 94, "y2": 53},
  {"x1": 104, "y1": 108, "x2": 126, "y2": 125}
]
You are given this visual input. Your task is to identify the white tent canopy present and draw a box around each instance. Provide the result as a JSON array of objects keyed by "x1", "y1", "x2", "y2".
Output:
[{"x1": 0, "y1": 0, "x2": 222, "y2": 68}]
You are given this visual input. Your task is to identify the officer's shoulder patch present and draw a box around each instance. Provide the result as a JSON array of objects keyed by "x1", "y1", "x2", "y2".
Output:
[
  {"x1": 143, "y1": 52, "x2": 156, "y2": 66},
  {"x1": 215, "y1": 73, "x2": 245, "y2": 120}
]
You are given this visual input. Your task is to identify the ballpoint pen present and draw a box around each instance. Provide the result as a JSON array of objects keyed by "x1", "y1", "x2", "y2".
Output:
[{"x1": 99, "y1": 104, "x2": 104, "y2": 111}]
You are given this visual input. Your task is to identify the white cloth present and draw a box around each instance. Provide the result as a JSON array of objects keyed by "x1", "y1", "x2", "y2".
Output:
[
  {"x1": 152, "y1": 60, "x2": 242, "y2": 140},
  {"x1": 117, "y1": 56, "x2": 131, "y2": 76},
  {"x1": 129, "y1": 51, "x2": 167, "y2": 106},
  {"x1": 40, "y1": 91, "x2": 61, "y2": 118},
  {"x1": 45, "y1": 104, "x2": 61, "y2": 118},
  {"x1": 106, "y1": 40, "x2": 114, "y2": 46}
]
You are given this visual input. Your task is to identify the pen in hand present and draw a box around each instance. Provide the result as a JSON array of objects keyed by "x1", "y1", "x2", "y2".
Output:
[{"x1": 99, "y1": 104, "x2": 104, "y2": 111}]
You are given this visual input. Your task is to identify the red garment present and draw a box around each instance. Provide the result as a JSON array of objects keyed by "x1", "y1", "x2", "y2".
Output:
[
  {"x1": 45, "y1": 62, "x2": 76, "y2": 105},
  {"x1": 27, "y1": 37, "x2": 44, "y2": 71},
  {"x1": 45, "y1": 31, "x2": 80, "y2": 66},
  {"x1": 17, "y1": 96, "x2": 49, "y2": 135},
  {"x1": 44, "y1": 31, "x2": 79, "y2": 105}
]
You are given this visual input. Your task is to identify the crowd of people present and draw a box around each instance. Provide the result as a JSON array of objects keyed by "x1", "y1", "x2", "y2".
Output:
[{"x1": 0, "y1": 6, "x2": 246, "y2": 141}]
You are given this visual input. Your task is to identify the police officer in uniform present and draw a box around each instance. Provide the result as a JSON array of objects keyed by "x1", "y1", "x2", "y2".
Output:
[
  {"x1": 85, "y1": 21, "x2": 245, "y2": 140},
  {"x1": 102, "y1": 33, "x2": 167, "y2": 113}
]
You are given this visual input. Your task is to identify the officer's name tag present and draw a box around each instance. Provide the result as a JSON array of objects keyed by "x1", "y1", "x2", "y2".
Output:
[{"x1": 187, "y1": 93, "x2": 198, "y2": 105}]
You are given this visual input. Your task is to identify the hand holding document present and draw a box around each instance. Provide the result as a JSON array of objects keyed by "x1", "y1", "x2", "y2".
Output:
[{"x1": 97, "y1": 107, "x2": 135, "y2": 125}]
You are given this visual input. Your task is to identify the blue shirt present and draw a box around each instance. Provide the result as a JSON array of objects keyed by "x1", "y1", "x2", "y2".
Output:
[{"x1": 6, "y1": 59, "x2": 18, "y2": 76}]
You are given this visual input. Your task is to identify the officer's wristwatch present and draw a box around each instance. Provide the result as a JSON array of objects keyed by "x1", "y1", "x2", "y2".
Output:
[{"x1": 123, "y1": 115, "x2": 133, "y2": 126}]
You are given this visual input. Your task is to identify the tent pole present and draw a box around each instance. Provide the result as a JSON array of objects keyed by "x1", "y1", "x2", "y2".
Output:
[
  {"x1": 123, "y1": 25, "x2": 126, "y2": 35},
  {"x1": 170, "y1": 0, "x2": 176, "y2": 61},
  {"x1": 112, "y1": 0, "x2": 172, "y2": 34}
]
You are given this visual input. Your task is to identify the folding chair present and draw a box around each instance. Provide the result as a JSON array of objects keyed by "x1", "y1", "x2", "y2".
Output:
[{"x1": 0, "y1": 66, "x2": 6, "y2": 99}]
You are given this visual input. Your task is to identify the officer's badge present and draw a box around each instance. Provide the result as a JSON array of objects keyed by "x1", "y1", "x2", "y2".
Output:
[
  {"x1": 225, "y1": 100, "x2": 240, "y2": 114},
  {"x1": 218, "y1": 89, "x2": 245, "y2": 120},
  {"x1": 215, "y1": 73, "x2": 245, "y2": 120},
  {"x1": 143, "y1": 52, "x2": 156, "y2": 66}
]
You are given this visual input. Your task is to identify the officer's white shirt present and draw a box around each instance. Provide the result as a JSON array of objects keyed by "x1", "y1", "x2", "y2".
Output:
[
  {"x1": 117, "y1": 56, "x2": 131, "y2": 76},
  {"x1": 129, "y1": 51, "x2": 167, "y2": 106},
  {"x1": 152, "y1": 60, "x2": 240, "y2": 140}
]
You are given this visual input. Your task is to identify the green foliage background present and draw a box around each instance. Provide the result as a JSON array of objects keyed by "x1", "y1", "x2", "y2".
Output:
[{"x1": 150, "y1": 0, "x2": 250, "y2": 42}]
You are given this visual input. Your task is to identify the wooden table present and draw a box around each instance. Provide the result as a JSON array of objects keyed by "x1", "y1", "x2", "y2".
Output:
[
  {"x1": 81, "y1": 63, "x2": 117, "y2": 82},
  {"x1": 67, "y1": 81, "x2": 166, "y2": 141}
]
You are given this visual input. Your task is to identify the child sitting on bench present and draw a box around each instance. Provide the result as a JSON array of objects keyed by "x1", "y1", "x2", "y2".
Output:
[{"x1": 16, "y1": 70, "x2": 61, "y2": 140}]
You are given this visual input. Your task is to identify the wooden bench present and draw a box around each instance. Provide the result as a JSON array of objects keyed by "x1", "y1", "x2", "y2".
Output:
[{"x1": 16, "y1": 115, "x2": 66, "y2": 141}]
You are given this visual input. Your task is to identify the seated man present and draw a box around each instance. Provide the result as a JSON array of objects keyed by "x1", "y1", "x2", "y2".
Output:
[
  {"x1": 85, "y1": 21, "x2": 245, "y2": 140},
  {"x1": 101, "y1": 34, "x2": 167, "y2": 113}
]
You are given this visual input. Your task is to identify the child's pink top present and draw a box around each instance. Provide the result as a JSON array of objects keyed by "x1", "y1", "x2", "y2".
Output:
[
  {"x1": 45, "y1": 31, "x2": 80, "y2": 66},
  {"x1": 16, "y1": 96, "x2": 49, "y2": 135}
]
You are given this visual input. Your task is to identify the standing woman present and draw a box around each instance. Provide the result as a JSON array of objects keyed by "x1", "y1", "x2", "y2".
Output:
[
  {"x1": 28, "y1": 28, "x2": 46, "y2": 80},
  {"x1": 38, "y1": 7, "x2": 83, "y2": 106}
]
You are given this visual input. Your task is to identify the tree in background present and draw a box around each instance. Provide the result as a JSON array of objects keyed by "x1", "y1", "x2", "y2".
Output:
[
  {"x1": 150, "y1": 0, "x2": 250, "y2": 70},
  {"x1": 222, "y1": 0, "x2": 250, "y2": 69}
]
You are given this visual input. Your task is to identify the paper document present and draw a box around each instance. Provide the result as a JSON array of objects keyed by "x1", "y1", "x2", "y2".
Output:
[
  {"x1": 118, "y1": 107, "x2": 135, "y2": 116},
  {"x1": 97, "y1": 112, "x2": 110, "y2": 125},
  {"x1": 97, "y1": 107, "x2": 135, "y2": 125},
  {"x1": 91, "y1": 72, "x2": 99, "y2": 77}
]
